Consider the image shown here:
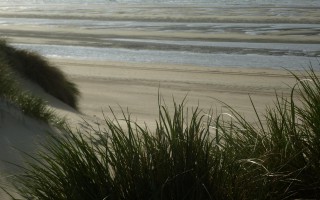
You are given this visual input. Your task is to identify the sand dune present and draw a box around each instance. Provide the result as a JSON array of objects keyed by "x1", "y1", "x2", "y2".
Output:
[
  {"x1": 0, "y1": 99, "x2": 51, "y2": 171},
  {"x1": 0, "y1": 99, "x2": 52, "y2": 199}
]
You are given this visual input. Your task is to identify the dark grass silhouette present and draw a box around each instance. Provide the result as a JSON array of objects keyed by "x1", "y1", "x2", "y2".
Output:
[
  {"x1": 0, "y1": 40, "x2": 80, "y2": 110},
  {"x1": 0, "y1": 62, "x2": 55, "y2": 122},
  {"x1": 10, "y1": 67, "x2": 320, "y2": 200}
]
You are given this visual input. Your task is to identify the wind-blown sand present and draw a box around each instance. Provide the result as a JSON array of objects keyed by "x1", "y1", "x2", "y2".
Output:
[
  {"x1": 0, "y1": 78, "x2": 81, "y2": 199},
  {"x1": 48, "y1": 58, "x2": 297, "y2": 128},
  {"x1": 0, "y1": 99, "x2": 53, "y2": 199}
]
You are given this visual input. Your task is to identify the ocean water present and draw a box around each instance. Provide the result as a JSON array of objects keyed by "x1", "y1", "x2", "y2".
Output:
[
  {"x1": 1, "y1": 0, "x2": 319, "y2": 69},
  {"x1": 1, "y1": 0, "x2": 320, "y2": 6},
  {"x1": 13, "y1": 43, "x2": 320, "y2": 69}
]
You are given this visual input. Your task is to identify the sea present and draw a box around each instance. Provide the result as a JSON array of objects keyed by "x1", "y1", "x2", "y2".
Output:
[
  {"x1": 0, "y1": 0, "x2": 319, "y2": 5},
  {"x1": 1, "y1": 0, "x2": 320, "y2": 69}
]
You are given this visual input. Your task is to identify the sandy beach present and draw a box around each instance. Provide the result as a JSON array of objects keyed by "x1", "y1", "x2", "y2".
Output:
[
  {"x1": 1, "y1": 1, "x2": 320, "y2": 198},
  {"x1": 45, "y1": 58, "x2": 297, "y2": 128}
]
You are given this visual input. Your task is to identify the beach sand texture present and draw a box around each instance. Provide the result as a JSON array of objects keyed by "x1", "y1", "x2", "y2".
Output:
[{"x1": 50, "y1": 58, "x2": 297, "y2": 126}]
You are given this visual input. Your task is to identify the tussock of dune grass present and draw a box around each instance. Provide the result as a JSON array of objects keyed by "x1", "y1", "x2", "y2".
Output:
[
  {"x1": 0, "y1": 40, "x2": 80, "y2": 123},
  {"x1": 11, "y1": 67, "x2": 320, "y2": 199},
  {"x1": 0, "y1": 62, "x2": 55, "y2": 123},
  {"x1": 0, "y1": 40, "x2": 80, "y2": 110}
]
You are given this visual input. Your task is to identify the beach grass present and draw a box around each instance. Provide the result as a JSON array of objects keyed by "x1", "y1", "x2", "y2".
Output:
[
  {"x1": 0, "y1": 40, "x2": 80, "y2": 109},
  {"x1": 0, "y1": 62, "x2": 56, "y2": 123},
  {"x1": 0, "y1": 40, "x2": 80, "y2": 123},
  {"x1": 10, "y1": 67, "x2": 320, "y2": 199}
]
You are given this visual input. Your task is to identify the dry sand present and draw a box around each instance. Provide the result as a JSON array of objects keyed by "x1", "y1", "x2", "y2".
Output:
[
  {"x1": 0, "y1": 99, "x2": 54, "y2": 200},
  {"x1": 48, "y1": 58, "x2": 297, "y2": 128}
]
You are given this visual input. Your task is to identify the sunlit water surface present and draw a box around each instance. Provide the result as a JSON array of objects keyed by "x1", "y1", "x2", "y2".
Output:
[{"x1": 1, "y1": 0, "x2": 319, "y2": 69}]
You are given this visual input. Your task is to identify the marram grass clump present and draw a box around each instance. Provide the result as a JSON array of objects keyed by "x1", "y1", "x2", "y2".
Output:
[
  {"x1": 0, "y1": 62, "x2": 56, "y2": 123},
  {"x1": 0, "y1": 40, "x2": 78, "y2": 123},
  {"x1": 0, "y1": 40, "x2": 80, "y2": 109},
  {"x1": 10, "y1": 67, "x2": 320, "y2": 199},
  {"x1": 10, "y1": 103, "x2": 225, "y2": 200}
]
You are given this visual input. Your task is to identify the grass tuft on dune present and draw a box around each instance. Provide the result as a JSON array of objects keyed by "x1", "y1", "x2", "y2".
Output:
[
  {"x1": 11, "y1": 66, "x2": 320, "y2": 199},
  {"x1": 0, "y1": 62, "x2": 55, "y2": 123},
  {"x1": 0, "y1": 40, "x2": 80, "y2": 110},
  {"x1": 0, "y1": 40, "x2": 79, "y2": 123}
]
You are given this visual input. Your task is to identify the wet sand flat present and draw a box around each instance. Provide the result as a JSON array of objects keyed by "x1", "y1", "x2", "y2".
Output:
[{"x1": 1, "y1": 4, "x2": 320, "y2": 45}]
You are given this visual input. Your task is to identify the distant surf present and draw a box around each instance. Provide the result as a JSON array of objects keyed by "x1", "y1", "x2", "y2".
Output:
[
  {"x1": 1, "y1": 0, "x2": 320, "y2": 6},
  {"x1": 2, "y1": 0, "x2": 319, "y2": 70}
]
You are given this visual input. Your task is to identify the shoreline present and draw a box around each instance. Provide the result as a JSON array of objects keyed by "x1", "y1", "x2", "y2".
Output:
[{"x1": 1, "y1": 2, "x2": 318, "y2": 125}]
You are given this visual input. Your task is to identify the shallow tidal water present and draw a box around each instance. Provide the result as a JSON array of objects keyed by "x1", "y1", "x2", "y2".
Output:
[
  {"x1": 13, "y1": 43, "x2": 320, "y2": 69},
  {"x1": 1, "y1": 0, "x2": 319, "y2": 70}
]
